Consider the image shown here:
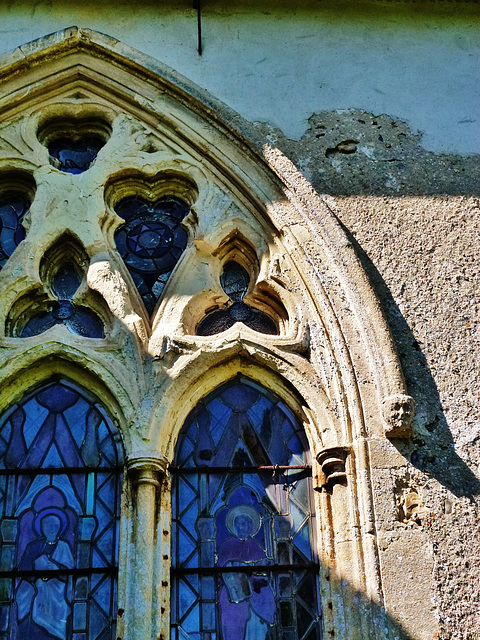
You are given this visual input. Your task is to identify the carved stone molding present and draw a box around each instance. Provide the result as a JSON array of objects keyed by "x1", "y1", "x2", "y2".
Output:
[
  {"x1": 316, "y1": 446, "x2": 350, "y2": 490},
  {"x1": 126, "y1": 452, "x2": 168, "y2": 481},
  {"x1": 381, "y1": 394, "x2": 415, "y2": 439},
  {"x1": 0, "y1": 28, "x2": 421, "y2": 638}
]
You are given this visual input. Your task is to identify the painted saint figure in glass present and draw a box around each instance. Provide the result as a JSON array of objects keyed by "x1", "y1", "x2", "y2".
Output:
[
  {"x1": 0, "y1": 380, "x2": 124, "y2": 640},
  {"x1": 171, "y1": 377, "x2": 321, "y2": 640},
  {"x1": 218, "y1": 504, "x2": 276, "y2": 640},
  {"x1": 16, "y1": 507, "x2": 75, "y2": 639}
]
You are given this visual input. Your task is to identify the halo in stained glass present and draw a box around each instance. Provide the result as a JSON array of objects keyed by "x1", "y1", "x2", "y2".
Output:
[
  {"x1": 171, "y1": 377, "x2": 321, "y2": 640},
  {"x1": 0, "y1": 380, "x2": 124, "y2": 640},
  {"x1": 114, "y1": 195, "x2": 189, "y2": 314},
  {"x1": 0, "y1": 194, "x2": 29, "y2": 269}
]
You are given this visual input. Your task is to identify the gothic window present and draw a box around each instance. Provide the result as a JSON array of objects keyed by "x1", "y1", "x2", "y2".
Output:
[
  {"x1": 0, "y1": 28, "x2": 417, "y2": 640},
  {"x1": 170, "y1": 376, "x2": 321, "y2": 640},
  {"x1": 0, "y1": 380, "x2": 124, "y2": 640}
]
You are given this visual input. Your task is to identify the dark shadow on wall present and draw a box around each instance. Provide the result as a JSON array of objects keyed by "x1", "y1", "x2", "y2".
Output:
[
  {"x1": 340, "y1": 221, "x2": 480, "y2": 500},
  {"x1": 322, "y1": 567, "x2": 414, "y2": 640}
]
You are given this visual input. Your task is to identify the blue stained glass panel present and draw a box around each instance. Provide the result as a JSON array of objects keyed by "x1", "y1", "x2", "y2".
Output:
[
  {"x1": 0, "y1": 380, "x2": 124, "y2": 640},
  {"x1": 197, "y1": 261, "x2": 278, "y2": 336},
  {"x1": 114, "y1": 196, "x2": 190, "y2": 314},
  {"x1": 0, "y1": 195, "x2": 29, "y2": 269},
  {"x1": 20, "y1": 264, "x2": 104, "y2": 339},
  {"x1": 171, "y1": 377, "x2": 321, "y2": 640},
  {"x1": 48, "y1": 137, "x2": 105, "y2": 174}
]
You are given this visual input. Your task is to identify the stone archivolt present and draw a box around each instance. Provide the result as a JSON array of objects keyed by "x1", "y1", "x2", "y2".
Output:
[{"x1": 0, "y1": 27, "x2": 414, "y2": 640}]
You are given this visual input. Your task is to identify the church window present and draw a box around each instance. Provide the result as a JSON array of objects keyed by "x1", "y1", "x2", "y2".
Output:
[
  {"x1": 0, "y1": 380, "x2": 124, "y2": 640},
  {"x1": 0, "y1": 28, "x2": 417, "y2": 640},
  {"x1": 114, "y1": 195, "x2": 190, "y2": 315},
  {"x1": 170, "y1": 376, "x2": 321, "y2": 640},
  {"x1": 48, "y1": 136, "x2": 106, "y2": 174}
]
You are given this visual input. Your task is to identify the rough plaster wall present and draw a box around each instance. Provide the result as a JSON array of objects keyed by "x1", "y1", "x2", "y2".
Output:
[
  {"x1": 254, "y1": 112, "x2": 480, "y2": 637},
  {"x1": 337, "y1": 195, "x2": 480, "y2": 640},
  {"x1": 253, "y1": 110, "x2": 479, "y2": 197},
  {"x1": 0, "y1": 0, "x2": 478, "y2": 155},
  {"x1": 313, "y1": 194, "x2": 478, "y2": 637}
]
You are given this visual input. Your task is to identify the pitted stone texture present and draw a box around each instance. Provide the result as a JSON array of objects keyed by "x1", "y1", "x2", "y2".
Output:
[{"x1": 326, "y1": 193, "x2": 480, "y2": 640}]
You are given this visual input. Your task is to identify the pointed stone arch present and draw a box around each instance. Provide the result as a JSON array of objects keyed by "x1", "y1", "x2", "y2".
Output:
[{"x1": 0, "y1": 27, "x2": 414, "y2": 640}]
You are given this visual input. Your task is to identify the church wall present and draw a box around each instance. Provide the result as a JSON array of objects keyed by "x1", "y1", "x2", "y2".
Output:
[{"x1": 0, "y1": 0, "x2": 478, "y2": 156}]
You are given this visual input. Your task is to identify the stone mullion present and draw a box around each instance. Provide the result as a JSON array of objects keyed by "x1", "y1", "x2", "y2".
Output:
[{"x1": 126, "y1": 454, "x2": 167, "y2": 640}]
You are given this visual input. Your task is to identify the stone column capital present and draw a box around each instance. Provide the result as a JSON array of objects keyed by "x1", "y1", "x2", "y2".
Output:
[{"x1": 126, "y1": 452, "x2": 168, "y2": 480}]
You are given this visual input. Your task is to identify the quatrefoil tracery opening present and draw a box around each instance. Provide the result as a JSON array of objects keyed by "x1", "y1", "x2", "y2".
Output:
[
  {"x1": 7, "y1": 238, "x2": 107, "y2": 339},
  {"x1": 114, "y1": 195, "x2": 190, "y2": 315}
]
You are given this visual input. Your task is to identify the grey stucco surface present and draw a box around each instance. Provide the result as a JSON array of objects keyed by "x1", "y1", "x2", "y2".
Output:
[
  {"x1": 327, "y1": 193, "x2": 480, "y2": 639},
  {"x1": 0, "y1": 0, "x2": 478, "y2": 155}
]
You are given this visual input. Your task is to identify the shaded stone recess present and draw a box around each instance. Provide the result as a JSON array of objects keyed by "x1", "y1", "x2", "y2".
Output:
[
  {"x1": 322, "y1": 194, "x2": 480, "y2": 639},
  {"x1": 252, "y1": 110, "x2": 479, "y2": 196}
]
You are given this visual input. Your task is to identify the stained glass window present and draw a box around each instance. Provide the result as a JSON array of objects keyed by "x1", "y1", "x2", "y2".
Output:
[
  {"x1": 20, "y1": 264, "x2": 104, "y2": 339},
  {"x1": 197, "y1": 262, "x2": 278, "y2": 336},
  {"x1": 171, "y1": 377, "x2": 321, "y2": 640},
  {"x1": 0, "y1": 380, "x2": 124, "y2": 640},
  {"x1": 48, "y1": 137, "x2": 105, "y2": 174},
  {"x1": 114, "y1": 196, "x2": 189, "y2": 315},
  {"x1": 0, "y1": 195, "x2": 29, "y2": 269}
]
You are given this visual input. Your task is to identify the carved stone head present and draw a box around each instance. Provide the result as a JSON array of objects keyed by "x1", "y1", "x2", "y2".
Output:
[{"x1": 382, "y1": 394, "x2": 415, "y2": 438}]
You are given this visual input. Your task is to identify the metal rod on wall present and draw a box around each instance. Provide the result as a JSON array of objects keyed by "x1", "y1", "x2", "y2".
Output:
[{"x1": 193, "y1": 0, "x2": 202, "y2": 55}]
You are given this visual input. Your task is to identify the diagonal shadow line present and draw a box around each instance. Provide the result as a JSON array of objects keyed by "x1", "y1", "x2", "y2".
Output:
[{"x1": 338, "y1": 220, "x2": 480, "y2": 500}]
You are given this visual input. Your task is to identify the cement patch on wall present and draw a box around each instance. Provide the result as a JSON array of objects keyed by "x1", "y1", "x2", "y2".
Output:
[{"x1": 252, "y1": 109, "x2": 480, "y2": 196}]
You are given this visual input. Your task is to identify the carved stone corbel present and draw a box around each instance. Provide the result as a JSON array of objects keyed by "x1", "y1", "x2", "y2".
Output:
[{"x1": 316, "y1": 446, "x2": 350, "y2": 491}]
